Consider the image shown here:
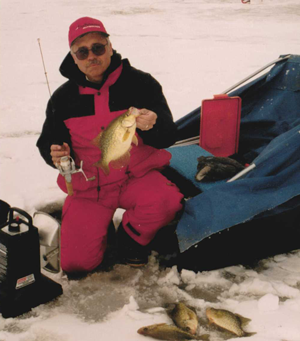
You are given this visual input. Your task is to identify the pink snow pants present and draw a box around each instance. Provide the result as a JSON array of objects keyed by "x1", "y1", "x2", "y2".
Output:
[{"x1": 60, "y1": 170, "x2": 183, "y2": 273}]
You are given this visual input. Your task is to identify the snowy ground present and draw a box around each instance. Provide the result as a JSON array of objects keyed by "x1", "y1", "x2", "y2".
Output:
[{"x1": 1, "y1": 0, "x2": 300, "y2": 340}]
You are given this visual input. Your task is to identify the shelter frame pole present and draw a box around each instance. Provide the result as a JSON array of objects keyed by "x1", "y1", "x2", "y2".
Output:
[{"x1": 221, "y1": 55, "x2": 291, "y2": 95}]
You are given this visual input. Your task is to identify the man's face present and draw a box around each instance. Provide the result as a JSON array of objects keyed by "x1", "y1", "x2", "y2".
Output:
[{"x1": 71, "y1": 32, "x2": 113, "y2": 83}]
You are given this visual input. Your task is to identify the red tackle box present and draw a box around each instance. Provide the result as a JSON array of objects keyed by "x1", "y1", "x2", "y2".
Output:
[{"x1": 199, "y1": 94, "x2": 242, "y2": 157}]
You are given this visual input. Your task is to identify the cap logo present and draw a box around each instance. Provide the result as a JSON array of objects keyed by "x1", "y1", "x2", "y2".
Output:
[{"x1": 76, "y1": 24, "x2": 101, "y2": 31}]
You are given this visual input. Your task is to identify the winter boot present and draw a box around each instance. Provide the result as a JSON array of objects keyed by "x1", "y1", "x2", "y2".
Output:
[
  {"x1": 149, "y1": 199, "x2": 185, "y2": 268},
  {"x1": 149, "y1": 221, "x2": 180, "y2": 268},
  {"x1": 106, "y1": 220, "x2": 117, "y2": 247},
  {"x1": 117, "y1": 224, "x2": 150, "y2": 267}
]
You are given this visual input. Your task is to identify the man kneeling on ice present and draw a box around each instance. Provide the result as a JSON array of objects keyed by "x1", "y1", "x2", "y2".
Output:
[{"x1": 37, "y1": 17, "x2": 183, "y2": 276}]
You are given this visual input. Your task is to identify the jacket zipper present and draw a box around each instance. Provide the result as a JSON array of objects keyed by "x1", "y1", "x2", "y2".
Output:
[{"x1": 97, "y1": 168, "x2": 100, "y2": 201}]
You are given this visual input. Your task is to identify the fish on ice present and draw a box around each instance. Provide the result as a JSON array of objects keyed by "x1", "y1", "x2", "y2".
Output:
[
  {"x1": 137, "y1": 323, "x2": 209, "y2": 340},
  {"x1": 206, "y1": 307, "x2": 256, "y2": 337},
  {"x1": 168, "y1": 302, "x2": 199, "y2": 334}
]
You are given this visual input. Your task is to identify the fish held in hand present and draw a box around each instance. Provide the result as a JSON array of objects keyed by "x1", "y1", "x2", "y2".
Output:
[
  {"x1": 206, "y1": 307, "x2": 256, "y2": 337},
  {"x1": 137, "y1": 323, "x2": 209, "y2": 340},
  {"x1": 169, "y1": 302, "x2": 199, "y2": 334},
  {"x1": 92, "y1": 107, "x2": 139, "y2": 175}
]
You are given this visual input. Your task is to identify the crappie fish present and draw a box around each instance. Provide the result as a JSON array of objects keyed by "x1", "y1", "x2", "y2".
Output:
[
  {"x1": 206, "y1": 307, "x2": 256, "y2": 337},
  {"x1": 137, "y1": 323, "x2": 209, "y2": 340},
  {"x1": 195, "y1": 156, "x2": 245, "y2": 182},
  {"x1": 169, "y1": 302, "x2": 198, "y2": 334},
  {"x1": 92, "y1": 107, "x2": 139, "y2": 175}
]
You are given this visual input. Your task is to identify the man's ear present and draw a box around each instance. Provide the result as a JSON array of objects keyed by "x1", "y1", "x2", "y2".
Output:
[
  {"x1": 108, "y1": 42, "x2": 113, "y2": 57},
  {"x1": 71, "y1": 51, "x2": 78, "y2": 65}
]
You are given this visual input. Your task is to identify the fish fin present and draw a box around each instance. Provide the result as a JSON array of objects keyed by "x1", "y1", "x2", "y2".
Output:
[
  {"x1": 235, "y1": 314, "x2": 256, "y2": 337},
  {"x1": 195, "y1": 165, "x2": 211, "y2": 181},
  {"x1": 236, "y1": 314, "x2": 252, "y2": 326},
  {"x1": 93, "y1": 160, "x2": 110, "y2": 175},
  {"x1": 198, "y1": 334, "x2": 210, "y2": 341},
  {"x1": 110, "y1": 151, "x2": 130, "y2": 169},
  {"x1": 245, "y1": 332, "x2": 257, "y2": 337},
  {"x1": 122, "y1": 129, "x2": 131, "y2": 142},
  {"x1": 132, "y1": 134, "x2": 138, "y2": 146},
  {"x1": 91, "y1": 132, "x2": 103, "y2": 147},
  {"x1": 188, "y1": 308, "x2": 197, "y2": 318}
]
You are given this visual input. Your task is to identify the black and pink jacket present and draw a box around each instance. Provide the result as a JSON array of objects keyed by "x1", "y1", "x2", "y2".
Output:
[{"x1": 37, "y1": 51, "x2": 177, "y2": 193}]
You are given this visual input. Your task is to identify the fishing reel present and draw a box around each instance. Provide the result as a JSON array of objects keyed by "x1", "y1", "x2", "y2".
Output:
[{"x1": 56, "y1": 156, "x2": 95, "y2": 196}]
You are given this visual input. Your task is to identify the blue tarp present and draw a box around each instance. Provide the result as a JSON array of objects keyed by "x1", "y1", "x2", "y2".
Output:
[
  {"x1": 175, "y1": 126, "x2": 300, "y2": 252},
  {"x1": 173, "y1": 55, "x2": 300, "y2": 252}
]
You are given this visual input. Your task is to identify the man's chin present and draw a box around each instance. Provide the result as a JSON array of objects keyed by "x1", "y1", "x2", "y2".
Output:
[{"x1": 86, "y1": 74, "x2": 103, "y2": 83}]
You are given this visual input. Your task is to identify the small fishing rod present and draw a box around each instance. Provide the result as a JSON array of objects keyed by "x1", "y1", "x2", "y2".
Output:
[
  {"x1": 37, "y1": 38, "x2": 95, "y2": 196},
  {"x1": 37, "y1": 38, "x2": 52, "y2": 97}
]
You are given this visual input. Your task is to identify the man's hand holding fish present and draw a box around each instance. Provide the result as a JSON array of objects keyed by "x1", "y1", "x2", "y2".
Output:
[{"x1": 136, "y1": 108, "x2": 157, "y2": 131}]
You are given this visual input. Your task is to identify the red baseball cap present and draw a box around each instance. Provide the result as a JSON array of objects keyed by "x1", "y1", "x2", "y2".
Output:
[{"x1": 68, "y1": 17, "x2": 109, "y2": 47}]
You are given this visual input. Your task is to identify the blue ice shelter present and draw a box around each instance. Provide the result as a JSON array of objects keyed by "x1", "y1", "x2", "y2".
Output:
[{"x1": 168, "y1": 54, "x2": 300, "y2": 272}]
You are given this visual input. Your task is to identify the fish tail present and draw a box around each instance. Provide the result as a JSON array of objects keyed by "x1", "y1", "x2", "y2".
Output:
[{"x1": 245, "y1": 332, "x2": 257, "y2": 337}]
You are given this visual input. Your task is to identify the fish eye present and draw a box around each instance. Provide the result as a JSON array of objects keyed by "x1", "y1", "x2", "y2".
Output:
[{"x1": 144, "y1": 328, "x2": 148, "y2": 331}]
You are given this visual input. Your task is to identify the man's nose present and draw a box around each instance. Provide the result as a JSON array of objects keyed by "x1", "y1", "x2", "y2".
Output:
[{"x1": 87, "y1": 50, "x2": 97, "y2": 59}]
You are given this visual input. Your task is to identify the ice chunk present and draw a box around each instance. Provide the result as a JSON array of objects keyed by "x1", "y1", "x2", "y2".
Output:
[
  {"x1": 125, "y1": 296, "x2": 139, "y2": 311},
  {"x1": 181, "y1": 269, "x2": 196, "y2": 283},
  {"x1": 258, "y1": 294, "x2": 279, "y2": 312},
  {"x1": 157, "y1": 266, "x2": 181, "y2": 286}
]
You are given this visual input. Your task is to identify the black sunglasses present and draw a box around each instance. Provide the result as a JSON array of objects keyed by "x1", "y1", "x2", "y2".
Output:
[{"x1": 73, "y1": 43, "x2": 108, "y2": 60}]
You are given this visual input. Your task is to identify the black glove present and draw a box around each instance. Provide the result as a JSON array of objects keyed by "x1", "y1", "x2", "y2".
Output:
[{"x1": 195, "y1": 156, "x2": 245, "y2": 182}]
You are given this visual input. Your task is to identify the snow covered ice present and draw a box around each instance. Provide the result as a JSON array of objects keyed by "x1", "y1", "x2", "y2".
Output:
[{"x1": 1, "y1": 0, "x2": 300, "y2": 340}]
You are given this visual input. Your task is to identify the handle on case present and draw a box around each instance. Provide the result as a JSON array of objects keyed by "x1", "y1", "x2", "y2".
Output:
[
  {"x1": 213, "y1": 94, "x2": 229, "y2": 99},
  {"x1": 9, "y1": 207, "x2": 33, "y2": 229}
]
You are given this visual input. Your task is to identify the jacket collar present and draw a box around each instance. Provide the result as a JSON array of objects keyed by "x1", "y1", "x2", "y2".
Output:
[{"x1": 79, "y1": 63, "x2": 123, "y2": 95}]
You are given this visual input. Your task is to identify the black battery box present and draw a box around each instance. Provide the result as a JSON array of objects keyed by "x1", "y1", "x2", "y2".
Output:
[{"x1": 0, "y1": 201, "x2": 63, "y2": 318}]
